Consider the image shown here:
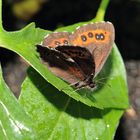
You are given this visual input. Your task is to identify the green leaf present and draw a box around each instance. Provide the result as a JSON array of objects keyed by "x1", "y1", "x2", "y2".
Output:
[
  {"x1": 0, "y1": 26, "x2": 129, "y2": 108},
  {"x1": 19, "y1": 68, "x2": 124, "y2": 140},
  {"x1": 0, "y1": 0, "x2": 129, "y2": 108},
  {"x1": 92, "y1": 44, "x2": 129, "y2": 108},
  {"x1": 0, "y1": 66, "x2": 36, "y2": 140}
]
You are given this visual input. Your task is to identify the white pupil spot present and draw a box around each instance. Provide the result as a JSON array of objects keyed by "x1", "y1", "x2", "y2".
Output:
[
  {"x1": 101, "y1": 35, "x2": 104, "y2": 39},
  {"x1": 96, "y1": 35, "x2": 100, "y2": 39},
  {"x1": 64, "y1": 40, "x2": 68, "y2": 44},
  {"x1": 55, "y1": 41, "x2": 60, "y2": 45}
]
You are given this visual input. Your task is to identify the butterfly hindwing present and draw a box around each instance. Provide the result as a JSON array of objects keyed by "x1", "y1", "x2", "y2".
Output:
[
  {"x1": 56, "y1": 45, "x2": 95, "y2": 77},
  {"x1": 37, "y1": 45, "x2": 96, "y2": 88},
  {"x1": 70, "y1": 22, "x2": 115, "y2": 75}
]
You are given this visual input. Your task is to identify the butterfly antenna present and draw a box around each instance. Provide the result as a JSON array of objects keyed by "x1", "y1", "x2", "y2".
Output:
[
  {"x1": 60, "y1": 81, "x2": 87, "y2": 95},
  {"x1": 95, "y1": 80, "x2": 111, "y2": 89},
  {"x1": 95, "y1": 80, "x2": 115, "y2": 97},
  {"x1": 60, "y1": 81, "x2": 78, "y2": 92},
  {"x1": 95, "y1": 76, "x2": 114, "y2": 82}
]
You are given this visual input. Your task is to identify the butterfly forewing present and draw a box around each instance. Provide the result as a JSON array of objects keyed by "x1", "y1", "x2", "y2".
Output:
[{"x1": 37, "y1": 45, "x2": 88, "y2": 84}]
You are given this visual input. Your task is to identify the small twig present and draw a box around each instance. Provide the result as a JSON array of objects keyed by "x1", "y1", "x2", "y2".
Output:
[{"x1": 95, "y1": 0, "x2": 110, "y2": 21}]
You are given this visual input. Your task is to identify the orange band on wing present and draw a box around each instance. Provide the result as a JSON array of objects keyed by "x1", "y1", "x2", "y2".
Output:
[{"x1": 71, "y1": 30, "x2": 111, "y2": 46}]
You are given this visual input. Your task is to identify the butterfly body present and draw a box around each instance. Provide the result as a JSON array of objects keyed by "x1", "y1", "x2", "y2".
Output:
[{"x1": 37, "y1": 22, "x2": 115, "y2": 89}]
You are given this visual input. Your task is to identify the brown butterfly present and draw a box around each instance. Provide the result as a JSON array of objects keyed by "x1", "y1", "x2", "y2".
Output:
[{"x1": 37, "y1": 22, "x2": 115, "y2": 89}]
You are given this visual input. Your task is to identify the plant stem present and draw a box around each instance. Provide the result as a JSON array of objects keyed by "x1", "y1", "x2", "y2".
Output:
[
  {"x1": 95, "y1": 0, "x2": 110, "y2": 21},
  {"x1": 0, "y1": 0, "x2": 2, "y2": 30}
]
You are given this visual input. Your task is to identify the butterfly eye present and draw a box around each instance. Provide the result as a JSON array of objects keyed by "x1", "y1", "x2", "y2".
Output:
[
  {"x1": 88, "y1": 32, "x2": 93, "y2": 38},
  {"x1": 95, "y1": 34, "x2": 100, "y2": 40},
  {"x1": 100, "y1": 33, "x2": 105, "y2": 40},
  {"x1": 81, "y1": 35, "x2": 87, "y2": 42},
  {"x1": 95, "y1": 33, "x2": 105, "y2": 40},
  {"x1": 63, "y1": 40, "x2": 69, "y2": 44},
  {"x1": 54, "y1": 41, "x2": 61, "y2": 45}
]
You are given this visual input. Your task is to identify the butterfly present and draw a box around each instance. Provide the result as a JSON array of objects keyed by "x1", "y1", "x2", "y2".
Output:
[{"x1": 37, "y1": 22, "x2": 115, "y2": 89}]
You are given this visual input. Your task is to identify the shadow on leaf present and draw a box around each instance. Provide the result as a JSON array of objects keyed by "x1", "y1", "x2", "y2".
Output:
[{"x1": 27, "y1": 67, "x2": 113, "y2": 120}]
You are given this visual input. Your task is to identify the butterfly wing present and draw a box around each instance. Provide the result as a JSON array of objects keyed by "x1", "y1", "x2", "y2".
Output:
[
  {"x1": 38, "y1": 32, "x2": 87, "y2": 84},
  {"x1": 70, "y1": 22, "x2": 115, "y2": 76},
  {"x1": 37, "y1": 22, "x2": 114, "y2": 88},
  {"x1": 56, "y1": 45, "x2": 95, "y2": 78},
  {"x1": 37, "y1": 45, "x2": 87, "y2": 84},
  {"x1": 37, "y1": 45, "x2": 96, "y2": 88},
  {"x1": 42, "y1": 32, "x2": 71, "y2": 48}
]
